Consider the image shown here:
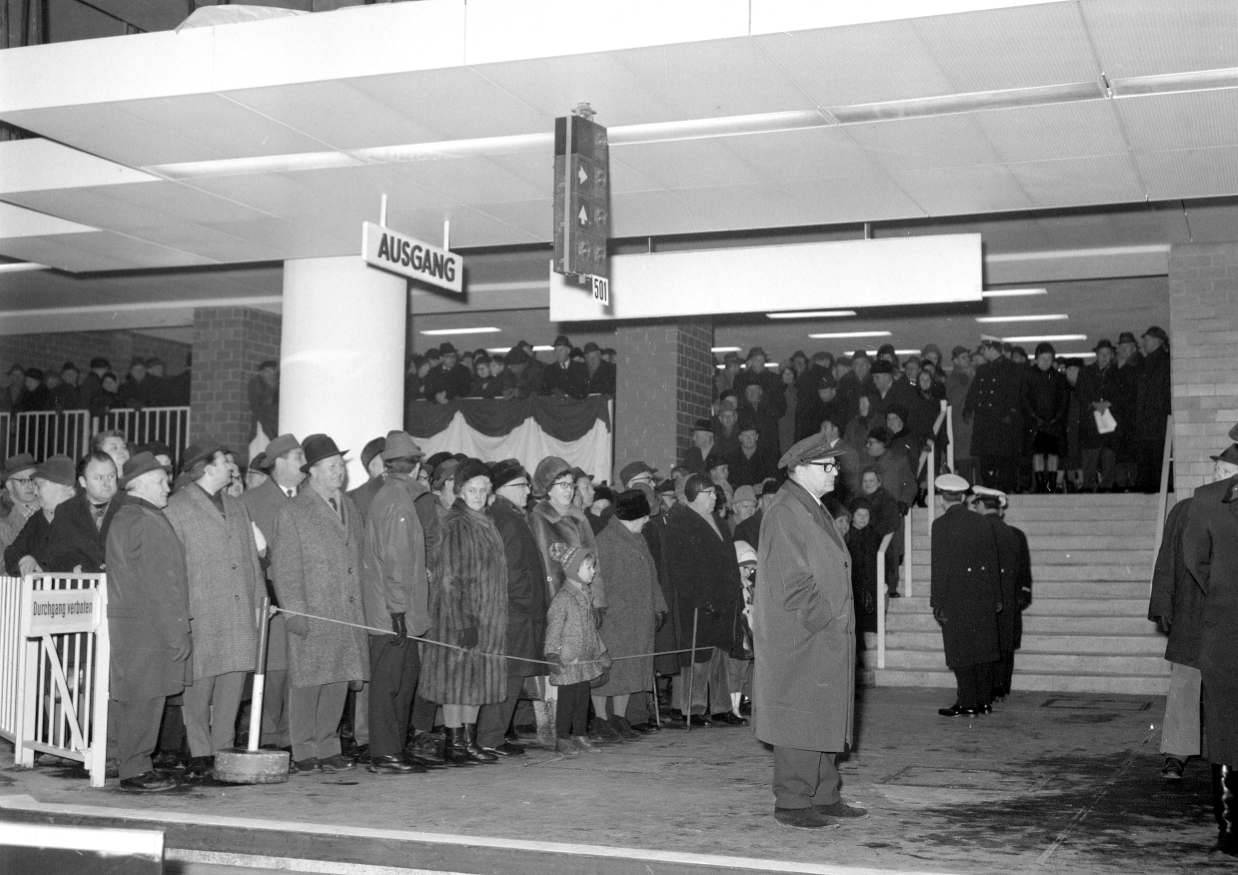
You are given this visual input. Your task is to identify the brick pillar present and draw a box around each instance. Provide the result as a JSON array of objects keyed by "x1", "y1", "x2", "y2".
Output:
[
  {"x1": 190, "y1": 306, "x2": 282, "y2": 461},
  {"x1": 1169, "y1": 242, "x2": 1238, "y2": 501},
  {"x1": 613, "y1": 319, "x2": 713, "y2": 482}
]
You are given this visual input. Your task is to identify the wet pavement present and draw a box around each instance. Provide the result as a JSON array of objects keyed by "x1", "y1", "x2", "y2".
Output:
[{"x1": 0, "y1": 686, "x2": 1226, "y2": 874}]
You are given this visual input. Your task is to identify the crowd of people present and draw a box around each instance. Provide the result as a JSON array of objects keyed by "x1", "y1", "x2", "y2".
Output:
[
  {"x1": 407, "y1": 337, "x2": 617, "y2": 404},
  {"x1": 0, "y1": 356, "x2": 191, "y2": 418}
]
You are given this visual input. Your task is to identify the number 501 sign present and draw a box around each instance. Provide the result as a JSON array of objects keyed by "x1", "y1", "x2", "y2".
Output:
[{"x1": 590, "y1": 275, "x2": 609, "y2": 306}]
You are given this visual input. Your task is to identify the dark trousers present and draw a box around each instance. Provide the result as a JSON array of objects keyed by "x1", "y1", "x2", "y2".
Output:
[
  {"x1": 978, "y1": 456, "x2": 1018, "y2": 493},
  {"x1": 367, "y1": 636, "x2": 421, "y2": 758},
  {"x1": 626, "y1": 690, "x2": 650, "y2": 725},
  {"x1": 994, "y1": 651, "x2": 1014, "y2": 695},
  {"x1": 772, "y1": 746, "x2": 841, "y2": 809},
  {"x1": 477, "y1": 675, "x2": 524, "y2": 749},
  {"x1": 411, "y1": 691, "x2": 437, "y2": 733},
  {"x1": 555, "y1": 681, "x2": 590, "y2": 738},
  {"x1": 289, "y1": 681, "x2": 348, "y2": 762},
  {"x1": 113, "y1": 696, "x2": 166, "y2": 780},
  {"x1": 260, "y1": 669, "x2": 291, "y2": 748},
  {"x1": 1081, "y1": 447, "x2": 1116, "y2": 491},
  {"x1": 954, "y1": 662, "x2": 995, "y2": 711},
  {"x1": 1135, "y1": 438, "x2": 1166, "y2": 493}
]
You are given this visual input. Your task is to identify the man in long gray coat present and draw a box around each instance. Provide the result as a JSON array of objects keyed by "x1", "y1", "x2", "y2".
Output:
[
  {"x1": 273, "y1": 434, "x2": 369, "y2": 774},
  {"x1": 164, "y1": 439, "x2": 264, "y2": 777},
  {"x1": 754, "y1": 435, "x2": 866, "y2": 830}
]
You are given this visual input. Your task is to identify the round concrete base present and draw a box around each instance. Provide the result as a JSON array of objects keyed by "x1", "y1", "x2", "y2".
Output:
[{"x1": 213, "y1": 748, "x2": 290, "y2": 784}]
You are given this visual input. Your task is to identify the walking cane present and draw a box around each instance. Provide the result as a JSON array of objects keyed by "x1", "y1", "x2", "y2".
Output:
[
  {"x1": 215, "y1": 597, "x2": 290, "y2": 784},
  {"x1": 685, "y1": 607, "x2": 699, "y2": 733}
]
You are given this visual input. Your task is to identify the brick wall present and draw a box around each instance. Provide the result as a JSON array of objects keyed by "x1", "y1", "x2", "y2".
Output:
[
  {"x1": 190, "y1": 307, "x2": 282, "y2": 462},
  {"x1": 0, "y1": 330, "x2": 190, "y2": 381},
  {"x1": 613, "y1": 319, "x2": 714, "y2": 483},
  {"x1": 1169, "y1": 242, "x2": 1238, "y2": 500}
]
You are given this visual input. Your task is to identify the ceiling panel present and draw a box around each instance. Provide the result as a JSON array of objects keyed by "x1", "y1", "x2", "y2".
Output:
[
  {"x1": 4, "y1": 104, "x2": 226, "y2": 167},
  {"x1": 721, "y1": 127, "x2": 878, "y2": 182},
  {"x1": 1082, "y1": 0, "x2": 1238, "y2": 78},
  {"x1": 473, "y1": 199, "x2": 553, "y2": 240},
  {"x1": 1116, "y1": 91, "x2": 1238, "y2": 154},
  {"x1": 891, "y1": 164, "x2": 1032, "y2": 216},
  {"x1": 348, "y1": 68, "x2": 553, "y2": 141},
  {"x1": 772, "y1": 174, "x2": 927, "y2": 226},
  {"x1": 678, "y1": 183, "x2": 794, "y2": 231},
  {"x1": 1137, "y1": 146, "x2": 1238, "y2": 201},
  {"x1": 66, "y1": 231, "x2": 217, "y2": 269},
  {"x1": 755, "y1": 22, "x2": 953, "y2": 107},
  {"x1": 178, "y1": 174, "x2": 319, "y2": 220},
  {"x1": 1, "y1": 188, "x2": 169, "y2": 233},
  {"x1": 612, "y1": 38, "x2": 813, "y2": 120},
  {"x1": 609, "y1": 189, "x2": 696, "y2": 237},
  {"x1": 128, "y1": 223, "x2": 287, "y2": 264},
  {"x1": 223, "y1": 80, "x2": 442, "y2": 152},
  {"x1": 609, "y1": 139, "x2": 764, "y2": 190},
  {"x1": 0, "y1": 234, "x2": 138, "y2": 273},
  {"x1": 386, "y1": 204, "x2": 539, "y2": 247},
  {"x1": 472, "y1": 54, "x2": 673, "y2": 127},
  {"x1": 1006, "y1": 155, "x2": 1145, "y2": 209},
  {"x1": 1100, "y1": 203, "x2": 1192, "y2": 246},
  {"x1": 102, "y1": 181, "x2": 278, "y2": 225},
  {"x1": 846, "y1": 115, "x2": 1001, "y2": 172},
  {"x1": 383, "y1": 157, "x2": 544, "y2": 205},
  {"x1": 974, "y1": 101, "x2": 1129, "y2": 164},
  {"x1": 914, "y1": 3, "x2": 1100, "y2": 93},
  {"x1": 608, "y1": 157, "x2": 665, "y2": 194}
]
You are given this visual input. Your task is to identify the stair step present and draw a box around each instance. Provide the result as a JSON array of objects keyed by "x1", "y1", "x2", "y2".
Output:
[
  {"x1": 886, "y1": 596, "x2": 1153, "y2": 616},
  {"x1": 1033, "y1": 581, "x2": 1151, "y2": 598},
  {"x1": 874, "y1": 668, "x2": 1170, "y2": 696},
  {"x1": 906, "y1": 561, "x2": 1150, "y2": 582},
  {"x1": 885, "y1": 631, "x2": 1163, "y2": 654},
  {"x1": 885, "y1": 611, "x2": 1159, "y2": 635},
  {"x1": 1029, "y1": 550, "x2": 1153, "y2": 565},
  {"x1": 884, "y1": 650, "x2": 1168, "y2": 675}
]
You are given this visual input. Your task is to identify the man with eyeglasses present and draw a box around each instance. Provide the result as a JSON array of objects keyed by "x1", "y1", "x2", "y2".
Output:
[
  {"x1": 753, "y1": 435, "x2": 866, "y2": 830},
  {"x1": 0, "y1": 453, "x2": 40, "y2": 553},
  {"x1": 478, "y1": 459, "x2": 549, "y2": 757}
]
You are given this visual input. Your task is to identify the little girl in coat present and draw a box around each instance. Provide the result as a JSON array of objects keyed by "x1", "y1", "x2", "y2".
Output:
[{"x1": 545, "y1": 542, "x2": 612, "y2": 756}]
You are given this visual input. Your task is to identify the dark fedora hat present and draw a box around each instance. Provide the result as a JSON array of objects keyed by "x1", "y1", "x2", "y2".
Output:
[
  {"x1": 120, "y1": 451, "x2": 169, "y2": 487},
  {"x1": 1117, "y1": 331, "x2": 1138, "y2": 345},
  {"x1": 1143, "y1": 325, "x2": 1169, "y2": 343},
  {"x1": 1211, "y1": 444, "x2": 1238, "y2": 466},
  {"x1": 1094, "y1": 338, "x2": 1115, "y2": 353},
  {"x1": 180, "y1": 438, "x2": 226, "y2": 474},
  {"x1": 300, "y1": 434, "x2": 347, "y2": 473}
]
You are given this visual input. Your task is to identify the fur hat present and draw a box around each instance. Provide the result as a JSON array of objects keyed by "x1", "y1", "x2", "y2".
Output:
[
  {"x1": 533, "y1": 455, "x2": 573, "y2": 496},
  {"x1": 453, "y1": 458, "x2": 492, "y2": 492},
  {"x1": 489, "y1": 459, "x2": 528, "y2": 491},
  {"x1": 614, "y1": 489, "x2": 651, "y2": 521}
]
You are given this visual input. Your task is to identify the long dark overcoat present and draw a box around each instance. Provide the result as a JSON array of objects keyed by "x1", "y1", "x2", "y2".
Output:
[
  {"x1": 271, "y1": 489, "x2": 369, "y2": 688},
  {"x1": 645, "y1": 513, "x2": 682, "y2": 676},
  {"x1": 1009, "y1": 523, "x2": 1032, "y2": 651},
  {"x1": 1148, "y1": 498, "x2": 1201, "y2": 667},
  {"x1": 988, "y1": 514, "x2": 1023, "y2": 654},
  {"x1": 662, "y1": 503, "x2": 742, "y2": 664},
  {"x1": 488, "y1": 495, "x2": 548, "y2": 679},
  {"x1": 1182, "y1": 478, "x2": 1238, "y2": 764},
  {"x1": 164, "y1": 485, "x2": 263, "y2": 679},
  {"x1": 45, "y1": 490, "x2": 124, "y2": 573},
  {"x1": 930, "y1": 503, "x2": 1001, "y2": 668},
  {"x1": 963, "y1": 357, "x2": 1024, "y2": 458},
  {"x1": 529, "y1": 500, "x2": 606, "y2": 607},
  {"x1": 104, "y1": 498, "x2": 192, "y2": 701},
  {"x1": 240, "y1": 478, "x2": 294, "y2": 671},
  {"x1": 594, "y1": 517, "x2": 666, "y2": 695},
  {"x1": 753, "y1": 478, "x2": 854, "y2": 752},
  {"x1": 420, "y1": 500, "x2": 508, "y2": 705}
]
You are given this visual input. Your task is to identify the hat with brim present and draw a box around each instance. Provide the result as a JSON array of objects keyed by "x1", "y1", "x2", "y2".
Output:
[
  {"x1": 4, "y1": 453, "x2": 37, "y2": 481},
  {"x1": 618, "y1": 461, "x2": 657, "y2": 485},
  {"x1": 121, "y1": 451, "x2": 169, "y2": 488},
  {"x1": 1117, "y1": 331, "x2": 1137, "y2": 345},
  {"x1": 870, "y1": 360, "x2": 895, "y2": 375},
  {"x1": 431, "y1": 458, "x2": 460, "y2": 490},
  {"x1": 971, "y1": 484, "x2": 1007, "y2": 507},
  {"x1": 951, "y1": 345, "x2": 970, "y2": 360},
  {"x1": 746, "y1": 346, "x2": 767, "y2": 360},
  {"x1": 180, "y1": 438, "x2": 226, "y2": 474},
  {"x1": 692, "y1": 418, "x2": 713, "y2": 433},
  {"x1": 381, "y1": 431, "x2": 423, "y2": 461},
  {"x1": 1143, "y1": 326, "x2": 1169, "y2": 344},
  {"x1": 733, "y1": 485, "x2": 757, "y2": 506},
  {"x1": 778, "y1": 435, "x2": 845, "y2": 469},
  {"x1": 33, "y1": 455, "x2": 75, "y2": 488},
  {"x1": 935, "y1": 473, "x2": 971, "y2": 495},
  {"x1": 264, "y1": 434, "x2": 302, "y2": 463},
  {"x1": 300, "y1": 433, "x2": 347, "y2": 473},
  {"x1": 583, "y1": 342, "x2": 600, "y2": 354},
  {"x1": 1211, "y1": 444, "x2": 1238, "y2": 466},
  {"x1": 1093, "y1": 339, "x2": 1115, "y2": 353},
  {"x1": 553, "y1": 335, "x2": 572, "y2": 349},
  {"x1": 705, "y1": 451, "x2": 728, "y2": 471}
]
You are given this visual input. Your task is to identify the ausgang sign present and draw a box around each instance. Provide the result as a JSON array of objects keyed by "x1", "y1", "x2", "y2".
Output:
[{"x1": 362, "y1": 222, "x2": 463, "y2": 294}]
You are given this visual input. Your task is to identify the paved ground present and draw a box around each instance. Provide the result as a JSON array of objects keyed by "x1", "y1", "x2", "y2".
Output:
[{"x1": 0, "y1": 686, "x2": 1226, "y2": 874}]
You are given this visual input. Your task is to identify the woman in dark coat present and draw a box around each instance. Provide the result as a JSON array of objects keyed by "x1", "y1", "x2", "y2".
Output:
[
  {"x1": 1021, "y1": 343, "x2": 1069, "y2": 493},
  {"x1": 420, "y1": 459, "x2": 508, "y2": 764},
  {"x1": 592, "y1": 491, "x2": 667, "y2": 739}
]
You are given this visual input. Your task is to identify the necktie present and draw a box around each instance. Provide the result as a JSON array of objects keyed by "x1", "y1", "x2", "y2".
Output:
[
  {"x1": 329, "y1": 497, "x2": 340, "y2": 519},
  {"x1": 90, "y1": 503, "x2": 107, "y2": 530}
]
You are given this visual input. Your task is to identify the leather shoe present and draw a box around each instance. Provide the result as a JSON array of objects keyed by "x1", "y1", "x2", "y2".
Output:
[
  {"x1": 592, "y1": 718, "x2": 625, "y2": 743},
  {"x1": 813, "y1": 800, "x2": 869, "y2": 820},
  {"x1": 688, "y1": 714, "x2": 712, "y2": 728},
  {"x1": 774, "y1": 807, "x2": 838, "y2": 829},
  {"x1": 611, "y1": 716, "x2": 641, "y2": 740},
  {"x1": 153, "y1": 751, "x2": 185, "y2": 772},
  {"x1": 483, "y1": 742, "x2": 527, "y2": 757},
  {"x1": 353, "y1": 744, "x2": 371, "y2": 764},
  {"x1": 1161, "y1": 757, "x2": 1185, "y2": 780},
  {"x1": 292, "y1": 757, "x2": 322, "y2": 774},
  {"x1": 319, "y1": 754, "x2": 356, "y2": 772},
  {"x1": 711, "y1": 712, "x2": 749, "y2": 727},
  {"x1": 406, "y1": 730, "x2": 447, "y2": 768},
  {"x1": 184, "y1": 755, "x2": 213, "y2": 778},
  {"x1": 120, "y1": 770, "x2": 178, "y2": 792},
  {"x1": 631, "y1": 721, "x2": 661, "y2": 734},
  {"x1": 368, "y1": 754, "x2": 423, "y2": 774},
  {"x1": 937, "y1": 704, "x2": 979, "y2": 717},
  {"x1": 978, "y1": 704, "x2": 992, "y2": 715}
]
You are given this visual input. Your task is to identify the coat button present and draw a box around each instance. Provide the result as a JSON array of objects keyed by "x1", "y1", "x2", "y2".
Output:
[
  {"x1": 349, "y1": 596, "x2": 355, "y2": 603},
  {"x1": 231, "y1": 564, "x2": 237, "y2": 570}
]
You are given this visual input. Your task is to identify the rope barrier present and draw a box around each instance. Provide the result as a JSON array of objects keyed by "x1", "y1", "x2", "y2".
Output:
[{"x1": 273, "y1": 607, "x2": 712, "y2": 666}]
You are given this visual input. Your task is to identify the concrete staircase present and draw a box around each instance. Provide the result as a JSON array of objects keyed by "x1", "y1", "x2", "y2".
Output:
[{"x1": 874, "y1": 492, "x2": 1171, "y2": 696}]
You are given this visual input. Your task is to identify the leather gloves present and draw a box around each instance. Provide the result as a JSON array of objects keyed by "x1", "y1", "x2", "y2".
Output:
[
  {"x1": 391, "y1": 612, "x2": 408, "y2": 646},
  {"x1": 933, "y1": 607, "x2": 947, "y2": 625},
  {"x1": 1155, "y1": 615, "x2": 1172, "y2": 635},
  {"x1": 458, "y1": 626, "x2": 479, "y2": 650},
  {"x1": 1018, "y1": 591, "x2": 1032, "y2": 611}
]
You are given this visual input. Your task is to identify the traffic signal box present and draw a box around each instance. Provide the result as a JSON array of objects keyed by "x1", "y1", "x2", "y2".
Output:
[{"x1": 553, "y1": 115, "x2": 610, "y2": 280}]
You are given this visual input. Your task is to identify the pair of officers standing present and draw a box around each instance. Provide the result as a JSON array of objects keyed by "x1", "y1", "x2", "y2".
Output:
[{"x1": 930, "y1": 473, "x2": 1032, "y2": 718}]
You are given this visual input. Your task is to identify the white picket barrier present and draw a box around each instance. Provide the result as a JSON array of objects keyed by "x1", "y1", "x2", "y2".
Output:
[
  {"x1": 12, "y1": 410, "x2": 92, "y2": 461},
  {"x1": 0, "y1": 411, "x2": 10, "y2": 460},
  {"x1": 3, "y1": 574, "x2": 110, "y2": 788},
  {"x1": 97, "y1": 406, "x2": 191, "y2": 464}
]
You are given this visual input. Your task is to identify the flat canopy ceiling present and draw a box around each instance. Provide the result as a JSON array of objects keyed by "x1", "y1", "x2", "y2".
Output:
[{"x1": 2, "y1": 0, "x2": 1238, "y2": 311}]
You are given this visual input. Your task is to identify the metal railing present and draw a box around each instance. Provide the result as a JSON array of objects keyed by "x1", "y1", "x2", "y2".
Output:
[
  {"x1": 875, "y1": 531, "x2": 894, "y2": 670},
  {"x1": 8, "y1": 407, "x2": 190, "y2": 466},
  {"x1": 1150, "y1": 415, "x2": 1174, "y2": 597},
  {"x1": 0, "y1": 411, "x2": 8, "y2": 460}
]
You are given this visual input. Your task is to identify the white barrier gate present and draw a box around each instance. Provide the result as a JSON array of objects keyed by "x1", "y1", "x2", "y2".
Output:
[{"x1": 0, "y1": 575, "x2": 110, "y2": 788}]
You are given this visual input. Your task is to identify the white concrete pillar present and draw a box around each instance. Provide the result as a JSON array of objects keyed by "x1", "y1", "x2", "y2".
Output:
[{"x1": 280, "y1": 256, "x2": 405, "y2": 488}]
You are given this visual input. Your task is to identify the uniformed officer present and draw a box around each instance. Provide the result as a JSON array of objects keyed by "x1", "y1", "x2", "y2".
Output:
[
  {"x1": 970, "y1": 485, "x2": 1032, "y2": 701},
  {"x1": 931, "y1": 474, "x2": 1002, "y2": 717},
  {"x1": 962, "y1": 340, "x2": 1025, "y2": 492}
]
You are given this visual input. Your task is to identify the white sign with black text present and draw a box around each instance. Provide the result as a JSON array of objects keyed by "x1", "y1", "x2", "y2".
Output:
[{"x1": 362, "y1": 221, "x2": 463, "y2": 294}]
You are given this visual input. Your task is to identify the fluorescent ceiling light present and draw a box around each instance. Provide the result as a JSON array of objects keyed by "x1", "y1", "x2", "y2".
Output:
[
  {"x1": 843, "y1": 350, "x2": 878, "y2": 357},
  {"x1": 0, "y1": 261, "x2": 49, "y2": 273},
  {"x1": 767, "y1": 310, "x2": 856, "y2": 320},
  {"x1": 486, "y1": 347, "x2": 512, "y2": 354},
  {"x1": 894, "y1": 349, "x2": 921, "y2": 356},
  {"x1": 981, "y1": 288, "x2": 1047, "y2": 298},
  {"x1": 1002, "y1": 334, "x2": 1087, "y2": 343},
  {"x1": 1058, "y1": 351, "x2": 1097, "y2": 360},
  {"x1": 532, "y1": 345, "x2": 554, "y2": 352},
  {"x1": 711, "y1": 346, "x2": 741, "y2": 353},
  {"x1": 808, "y1": 331, "x2": 892, "y2": 339},
  {"x1": 419, "y1": 327, "x2": 501, "y2": 336},
  {"x1": 1110, "y1": 67, "x2": 1238, "y2": 98},
  {"x1": 975, "y1": 314, "x2": 1068, "y2": 324}
]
